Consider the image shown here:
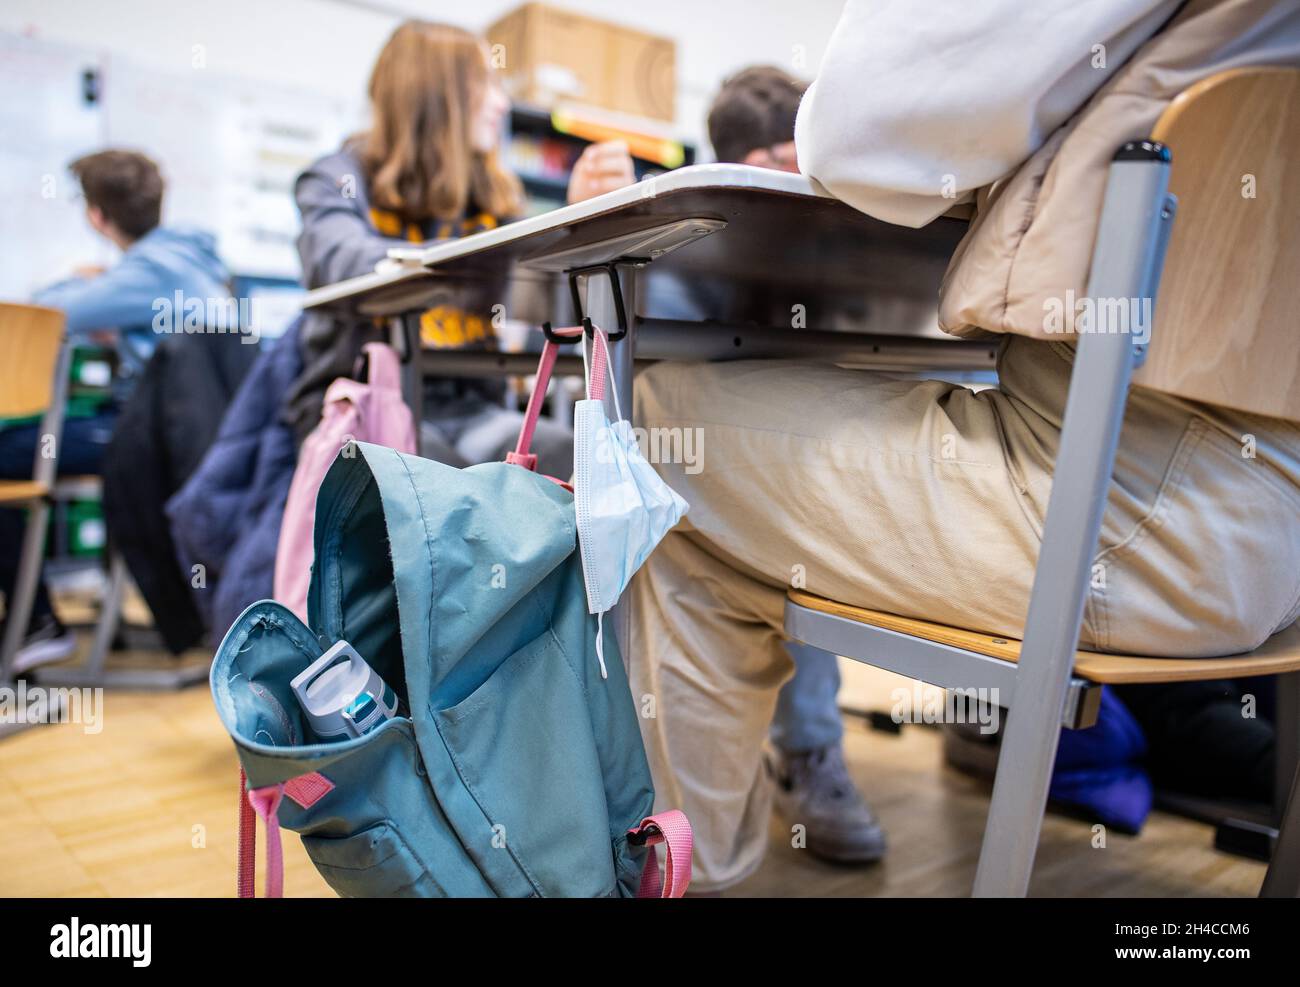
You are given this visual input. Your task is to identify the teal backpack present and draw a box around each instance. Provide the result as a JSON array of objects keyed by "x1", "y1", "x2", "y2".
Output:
[{"x1": 211, "y1": 438, "x2": 691, "y2": 897}]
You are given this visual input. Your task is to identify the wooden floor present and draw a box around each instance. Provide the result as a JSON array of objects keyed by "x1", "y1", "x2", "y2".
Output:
[{"x1": 0, "y1": 651, "x2": 1267, "y2": 897}]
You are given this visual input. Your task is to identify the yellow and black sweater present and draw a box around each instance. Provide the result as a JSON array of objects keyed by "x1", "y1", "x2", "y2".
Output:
[{"x1": 367, "y1": 206, "x2": 501, "y2": 351}]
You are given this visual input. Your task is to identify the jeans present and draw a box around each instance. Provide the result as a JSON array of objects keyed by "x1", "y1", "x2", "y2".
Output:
[
  {"x1": 769, "y1": 642, "x2": 843, "y2": 754},
  {"x1": 0, "y1": 410, "x2": 116, "y2": 632}
]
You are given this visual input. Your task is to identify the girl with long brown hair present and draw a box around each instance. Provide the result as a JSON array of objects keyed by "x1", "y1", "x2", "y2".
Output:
[{"x1": 287, "y1": 19, "x2": 603, "y2": 471}]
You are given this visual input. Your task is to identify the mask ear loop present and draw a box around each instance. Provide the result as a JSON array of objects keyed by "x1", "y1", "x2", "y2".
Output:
[
  {"x1": 581, "y1": 329, "x2": 591, "y2": 393},
  {"x1": 581, "y1": 325, "x2": 618, "y2": 681},
  {"x1": 591, "y1": 327, "x2": 624, "y2": 423},
  {"x1": 595, "y1": 612, "x2": 608, "y2": 680}
]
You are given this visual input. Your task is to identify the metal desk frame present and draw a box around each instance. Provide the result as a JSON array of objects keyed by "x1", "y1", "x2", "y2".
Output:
[{"x1": 305, "y1": 164, "x2": 993, "y2": 661}]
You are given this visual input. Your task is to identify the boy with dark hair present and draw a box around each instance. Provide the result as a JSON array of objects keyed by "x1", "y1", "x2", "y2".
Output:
[
  {"x1": 35, "y1": 149, "x2": 229, "y2": 374},
  {"x1": 708, "y1": 65, "x2": 805, "y2": 172},
  {"x1": 0, "y1": 149, "x2": 230, "y2": 671},
  {"x1": 70, "y1": 149, "x2": 165, "y2": 240}
]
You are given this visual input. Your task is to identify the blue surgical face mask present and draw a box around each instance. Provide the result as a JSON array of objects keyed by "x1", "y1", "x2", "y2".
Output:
[{"x1": 573, "y1": 330, "x2": 689, "y2": 678}]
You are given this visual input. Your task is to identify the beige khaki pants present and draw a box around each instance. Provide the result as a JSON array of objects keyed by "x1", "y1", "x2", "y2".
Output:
[{"x1": 629, "y1": 336, "x2": 1300, "y2": 891}]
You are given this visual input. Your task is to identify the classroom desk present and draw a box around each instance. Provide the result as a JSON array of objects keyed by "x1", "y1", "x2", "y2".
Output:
[
  {"x1": 302, "y1": 163, "x2": 993, "y2": 655},
  {"x1": 302, "y1": 164, "x2": 996, "y2": 423}
]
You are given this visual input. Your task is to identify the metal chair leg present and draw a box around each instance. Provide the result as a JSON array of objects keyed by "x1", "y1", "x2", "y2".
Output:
[
  {"x1": 0, "y1": 498, "x2": 52, "y2": 683},
  {"x1": 84, "y1": 551, "x2": 126, "y2": 679},
  {"x1": 1274, "y1": 671, "x2": 1300, "y2": 827},
  {"x1": 1261, "y1": 760, "x2": 1300, "y2": 897},
  {"x1": 972, "y1": 145, "x2": 1175, "y2": 896},
  {"x1": 976, "y1": 698, "x2": 1061, "y2": 896},
  {"x1": 33, "y1": 550, "x2": 208, "y2": 690}
]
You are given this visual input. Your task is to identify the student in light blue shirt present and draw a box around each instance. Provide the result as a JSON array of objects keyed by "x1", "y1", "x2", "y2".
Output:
[
  {"x1": 0, "y1": 149, "x2": 230, "y2": 672},
  {"x1": 32, "y1": 153, "x2": 231, "y2": 379}
]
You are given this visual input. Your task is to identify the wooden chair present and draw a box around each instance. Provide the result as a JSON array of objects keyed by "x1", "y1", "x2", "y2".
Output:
[
  {"x1": 784, "y1": 68, "x2": 1300, "y2": 897},
  {"x1": 0, "y1": 303, "x2": 71, "y2": 684}
]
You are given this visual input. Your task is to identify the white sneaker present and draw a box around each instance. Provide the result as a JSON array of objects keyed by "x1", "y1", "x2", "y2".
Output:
[{"x1": 10, "y1": 617, "x2": 77, "y2": 675}]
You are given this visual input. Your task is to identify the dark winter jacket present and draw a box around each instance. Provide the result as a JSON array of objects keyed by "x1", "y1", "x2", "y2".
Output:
[
  {"x1": 167, "y1": 319, "x2": 304, "y2": 636},
  {"x1": 102, "y1": 331, "x2": 257, "y2": 652}
]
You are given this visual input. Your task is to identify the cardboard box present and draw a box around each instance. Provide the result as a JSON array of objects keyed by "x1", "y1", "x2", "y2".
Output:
[{"x1": 488, "y1": 3, "x2": 676, "y2": 123}]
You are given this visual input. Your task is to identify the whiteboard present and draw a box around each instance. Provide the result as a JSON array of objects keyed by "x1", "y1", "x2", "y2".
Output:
[
  {"x1": 0, "y1": 34, "x2": 109, "y2": 299},
  {"x1": 0, "y1": 31, "x2": 354, "y2": 301}
]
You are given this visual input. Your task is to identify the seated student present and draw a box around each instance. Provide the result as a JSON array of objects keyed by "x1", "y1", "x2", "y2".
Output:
[
  {"x1": 286, "y1": 19, "x2": 628, "y2": 474},
  {"x1": 707, "y1": 65, "x2": 885, "y2": 864},
  {"x1": 0, "y1": 150, "x2": 230, "y2": 671},
  {"x1": 628, "y1": 0, "x2": 1300, "y2": 892}
]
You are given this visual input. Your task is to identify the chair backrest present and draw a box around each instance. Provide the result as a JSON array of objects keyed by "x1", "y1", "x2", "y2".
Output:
[
  {"x1": 1132, "y1": 67, "x2": 1300, "y2": 423},
  {"x1": 0, "y1": 302, "x2": 66, "y2": 419}
]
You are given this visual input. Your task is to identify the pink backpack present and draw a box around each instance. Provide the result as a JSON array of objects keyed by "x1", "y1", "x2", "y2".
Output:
[{"x1": 274, "y1": 342, "x2": 416, "y2": 621}]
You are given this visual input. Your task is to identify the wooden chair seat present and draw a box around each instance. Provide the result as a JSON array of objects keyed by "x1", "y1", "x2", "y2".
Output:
[
  {"x1": 788, "y1": 589, "x2": 1300, "y2": 685},
  {"x1": 0, "y1": 480, "x2": 49, "y2": 506}
]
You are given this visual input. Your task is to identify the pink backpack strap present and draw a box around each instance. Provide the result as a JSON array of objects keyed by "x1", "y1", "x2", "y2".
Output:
[
  {"x1": 360, "y1": 341, "x2": 403, "y2": 391},
  {"x1": 509, "y1": 322, "x2": 618, "y2": 472},
  {"x1": 507, "y1": 325, "x2": 585, "y2": 472},
  {"x1": 629, "y1": 810, "x2": 693, "y2": 898},
  {"x1": 324, "y1": 342, "x2": 405, "y2": 406},
  {"x1": 237, "y1": 768, "x2": 285, "y2": 899},
  {"x1": 237, "y1": 768, "x2": 256, "y2": 898},
  {"x1": 506, "y1": 341, "x2": 558, "y2": 472}
]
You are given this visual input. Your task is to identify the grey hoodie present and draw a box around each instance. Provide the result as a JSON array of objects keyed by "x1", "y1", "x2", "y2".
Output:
[{"x1": 285, "y1": 146, "x2": 506, "y2": 443}]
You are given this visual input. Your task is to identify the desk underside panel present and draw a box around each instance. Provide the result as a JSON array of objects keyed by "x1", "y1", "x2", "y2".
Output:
[{"x1": 323, "y1": 185, "x2": 968, "y2": 337}]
